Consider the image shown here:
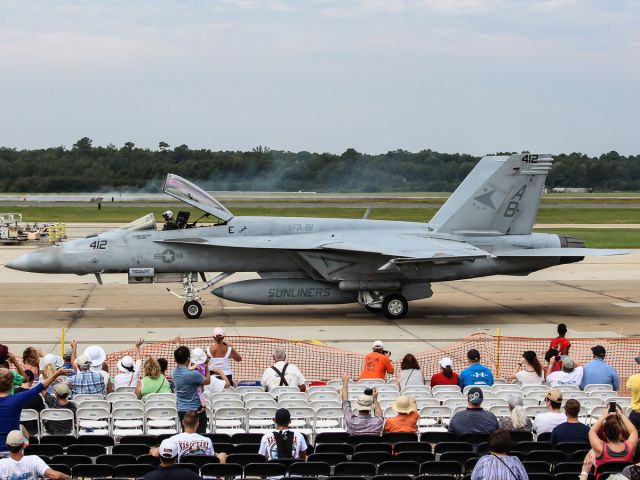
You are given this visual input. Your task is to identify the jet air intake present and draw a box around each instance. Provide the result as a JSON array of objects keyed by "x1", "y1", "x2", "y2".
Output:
[{"x1": 212, "y1": 279, "x2": 357, "y2": 305}]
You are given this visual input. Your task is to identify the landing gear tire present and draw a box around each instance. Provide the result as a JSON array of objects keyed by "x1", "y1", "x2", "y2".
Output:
[
  {"x1": 183, "y1": 300, "x2": 203, "y2": 319},
  {"x1": 382, "y1": 294, "x2": 408, "y2": 320},
  {"x1": 365, "y1": 305, "x2": 382, "y2": 314}
]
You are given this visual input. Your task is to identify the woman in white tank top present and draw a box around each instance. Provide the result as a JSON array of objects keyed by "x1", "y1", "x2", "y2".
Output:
[{"x1": 208, "y1": 327, "x2": 242, "y2": 386}]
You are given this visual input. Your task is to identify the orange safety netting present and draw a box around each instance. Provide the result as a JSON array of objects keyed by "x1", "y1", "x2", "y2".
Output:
[{"x1": 105, "y1": 334, "x2": 640, "y2": 394}]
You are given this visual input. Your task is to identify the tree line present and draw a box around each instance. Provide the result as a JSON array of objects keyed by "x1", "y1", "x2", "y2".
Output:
[{"x1": 0, "y1": 138, "x2": 638, "y2": 192}]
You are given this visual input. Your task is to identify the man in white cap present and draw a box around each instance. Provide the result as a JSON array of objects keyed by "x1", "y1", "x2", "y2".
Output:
[
  {"x1": 545, "y1": 356, "x2": 584, "y2": 388},
  {"x1": 207, "y1": 327, "x2": 242, "y2": 387},
  {"x1": 341, "y1": 373, "x2": 384, "y2": 435},
  {"x1": 0, "y1": 430, "x2": 69, "y2": 479},
  {"x1": 70, "y1": 340, "x2": 113, "y2": 393},
  {"x1": 143, "y1": 438, "x2": 201, "y2": 480},
  {"x1": 69, "y1": 354, "x2": 106, "y2": 396},
  {"x1": 384, "y1": 396, "x2": 419, "y2": 433},
  {"x1": 114, "y1": 338, "x2": 144, "y2": 390},
  {"x1": 261, "y1": 347, "x2": 306, "y2": 392},
  {"x1": 359, "y1": 340, "x2": 394, "y2": 380}
]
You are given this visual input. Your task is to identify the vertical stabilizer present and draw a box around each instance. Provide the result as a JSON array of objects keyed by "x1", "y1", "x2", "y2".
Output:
[{"x1": 430, "y1": 154, "x2": 554, "y2": 235}]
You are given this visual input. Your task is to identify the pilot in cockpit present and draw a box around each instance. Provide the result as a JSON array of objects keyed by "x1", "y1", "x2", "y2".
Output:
[{"x1": 162, "y1": 210, "x2": 178, "y2": 230}]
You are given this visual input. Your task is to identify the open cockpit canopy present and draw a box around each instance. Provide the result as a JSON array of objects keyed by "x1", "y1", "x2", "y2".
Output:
[
  {"x1": 119, "y1": 213, "x2": 157, "y2": 231},
  {"x1": 163, "y1": 174, "x2": 234, "y2": 222}
]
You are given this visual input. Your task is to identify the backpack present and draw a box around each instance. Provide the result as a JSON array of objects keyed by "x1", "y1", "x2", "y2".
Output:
[{"x1": 273, "y1": 430, "x2": 294, "y2": 459}]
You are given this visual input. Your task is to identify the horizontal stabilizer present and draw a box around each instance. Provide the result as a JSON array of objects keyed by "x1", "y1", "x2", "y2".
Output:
[{"x1": 495, "y1": 248, "x2": 633, "y2": 257}]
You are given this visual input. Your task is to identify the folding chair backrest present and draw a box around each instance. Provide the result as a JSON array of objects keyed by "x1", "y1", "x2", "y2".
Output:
[
  {"x1": 524, "y1": 406, "x2": 548, "y2": 418},
  {"x1": 584, "y1": 384, "x2": 613, "y2": 393},
  {"x1": 308, "y1": 386, "x2": 339, "y2": 394},
  {"x1": 378, "y1": 392, "x2": 400, "y2": 401},
  {"x1": 270, "y1": 386, "x2": 301, "y2": 396},
  {"x1": 433, "y1": 391, "x2": 464, "y2": 401},
  {"x1": 310, "y1": 400, "x2": 342, "y2": 410},
  {"x1": 215, "y1": 407, "x2": 248, "y2": 420},
  {"x1": 490, "y1": 405, "x2": 511, "y2": 417},
  {"x1": 309, "y1": 391, "x2": 341, "y2": 402},
  {"x1": 114, "y1": 386, "x2": 136, "y2": 393},
  {"x1": 242, "y1": 392, "x2": 274, "y2": 402},
  {"x1": 442, "y1": 398, "x2": 466, "y2": 409},
  {"x1": 77, "y1": 407, "x2": 110, "y2": 421},
  {"x1": 415, "y1": 398, "x2": 440, "y2": 409},
  {"x1": 376, "y1": 385, "x2": 400, "y2": 393},
  {"x1": 245, "y1": 399, "x2": 278, "y2": 410},
  {"x1": 40, "y1": 408, "x2": 75, "y2": 435},
  {"x1": 358, "y1": 379, "x2": 386, "y2": 387},
  {"x1": 145, "y1": 406, "x2": 178, "y2": 420},
  {"x1": 213, "y1": 399, "x2": 246, "y2": 410},
  {"x1": 431, "y1": 385, "x2": 461, "y2": 394},
  {"x1": 278, "y1": 399, "x2": 311, "y2": 409},
  {"x1": 112, "y1": 399, "x2": 144, "y2": 411},
  {"x1": 420, "y1": 406, "x2": 452, "y2": 420},
  {"x1": 21, "y1": 409, "x2": 40, "y2": 423},
  {"x1": 276, "y1": 392, "x2": 308, "y2": 402},
  {"x1": 77, "y1": 400, "x2": 111, "y2": 411},
  {"x1": 462, "y1": 385, "x2": 493, "y2": 394},
  {"x1": 143, "y1": 393, "x2": 176, "y2": 403},
  {"x1": 112, "y1": 407, "x2": 145, "y2": 421},
  {"x1": 235, "y1": 386, "x2": 264, "y2": 395},
  {"x1": 483, "y1": 398, "x2": 508, "y2": 409},
  {"x1": 107, "y1": 392, "x2": 137, "y2": 402},
  {"x1": 73, "y1": 394, "x2": 104, "y2": 402},
  {"x1": 145, "y1": 399, "x2": 178, "y2": 410}
]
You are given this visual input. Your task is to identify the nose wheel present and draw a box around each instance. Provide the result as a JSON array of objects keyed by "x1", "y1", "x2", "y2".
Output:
[{"x1": 183, "y1": 300, "x2": 203, "y2": 319}]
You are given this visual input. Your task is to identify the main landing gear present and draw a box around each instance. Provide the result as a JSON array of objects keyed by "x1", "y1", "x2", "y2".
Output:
[
  {"x1": 359, "y1": 291, "x2": 409, "y2": 320},
  {"x1": 166, "y1": 272, "x2": 233, "y2": 319}
]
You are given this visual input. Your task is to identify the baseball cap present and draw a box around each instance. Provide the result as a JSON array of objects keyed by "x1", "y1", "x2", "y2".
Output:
[
  {"x1": 158, "y1": 439, "x2": 178, "y2": 459},
  {"x1": 275, "y1": 408, "x2": 291, "y2": 425},
  {"x1": 373, "y1": 340, "x2": 384, "y2": 349},
  {"x1": 54, "y1": 383, "x2": 70, "y2": 396},
  {"x1": 545, "y1": 389, "x2": 563, "y2": 402},
  {"x1": 63, "y1": 349, "x2": 73, "y2": 362},
  {"x1": 439, "y1": 357, "x2": 453, "y2": 369},
  {"x1": 356, "y1": 394, "x2": 374, "y2": 411},
  {"x1": 213, "y1": 327, "x2": 225, "y2": 337},
  {"x1": 562, "y1": 356, "x2": 575, "y2": 369},
  {"x1": 467, "y1": 349, "x2": 480, "y2": 361},
  {"x1": 76, "y1": 354, "x2": 91, "y2": 369},
  {"x1": 190, "y1": 348, "x2": 207, "y2": 366},
  {"x1": 467, "y1": 387, "x2": 484, "y2": 405},
  {"x1": 591, "y1": 345, "x2": 606, "y2": 358},
  {"x1": 6, "y1": 430, "x2": 28, "y2": 447}
]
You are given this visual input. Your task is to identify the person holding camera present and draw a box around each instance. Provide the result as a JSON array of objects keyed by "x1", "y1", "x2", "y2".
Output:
[
  {"x1": 582, "y1": 403, "x2": 638, "y2": 479},
  {"x1": 545, "y1": 356, "x2": 583, "y2": 388},
  {"x1": 341, "y1": 374, "x2": 384, "y2": 435},
  {"x1": 359, "y1": 341, "x2": 394, "y2": 380}
]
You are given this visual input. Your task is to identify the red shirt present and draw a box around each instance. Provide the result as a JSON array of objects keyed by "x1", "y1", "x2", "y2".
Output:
[
  {"x1": 430, "y1": 371, "x2": 460, "y2": 387},
  {"x1": 549, "y1": 337, "x2": 571, "y2": 355}
]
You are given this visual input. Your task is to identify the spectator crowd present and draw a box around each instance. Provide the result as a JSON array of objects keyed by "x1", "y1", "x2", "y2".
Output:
[{"x1": 0, "y1": 323, "x2": 640, "y2": 480}]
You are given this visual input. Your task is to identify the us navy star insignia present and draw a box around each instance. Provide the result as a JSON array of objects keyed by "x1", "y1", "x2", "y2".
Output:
[{"x1": 473, "y1": 188, "x2": 497, "y2": 210}]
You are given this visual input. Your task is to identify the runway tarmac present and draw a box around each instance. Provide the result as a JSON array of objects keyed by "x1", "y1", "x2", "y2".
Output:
[{"x1": 1, "y1": 237, "x2": 639, "y2": 359}]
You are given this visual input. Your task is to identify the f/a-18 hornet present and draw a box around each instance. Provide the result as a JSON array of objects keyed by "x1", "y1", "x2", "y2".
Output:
[{"x1": 7, "y1": 154, "x2": 628, "y2": 319}]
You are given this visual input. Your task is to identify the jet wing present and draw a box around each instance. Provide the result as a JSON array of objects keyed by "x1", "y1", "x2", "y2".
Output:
[
  {"x1": 163, "y1": 174, "x2": 234, "y2": 222},
  {"x1": 494, "y1": 248, "x2": 632, "y2": 257}
]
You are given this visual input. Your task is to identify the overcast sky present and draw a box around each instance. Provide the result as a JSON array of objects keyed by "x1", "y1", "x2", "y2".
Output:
[{"x1": 0, "y1": 0, "x2": 638, "y2": 155}]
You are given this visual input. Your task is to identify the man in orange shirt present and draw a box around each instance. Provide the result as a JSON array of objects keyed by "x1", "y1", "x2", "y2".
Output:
[
  {"x1": 383, "y1": 396, "x2": 419, "y2": 433},
  {"x1": 360, "y1": 341, "x2": 394, "y2": 380}
]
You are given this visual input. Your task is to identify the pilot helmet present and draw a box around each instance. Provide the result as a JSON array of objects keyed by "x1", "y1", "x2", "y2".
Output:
[{"x1": 162, "y1": 210, "x2": 174, "y2": 220}]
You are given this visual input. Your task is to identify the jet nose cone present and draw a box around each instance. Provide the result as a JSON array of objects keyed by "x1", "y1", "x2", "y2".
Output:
[{"x1": 5, "y1": 248, "x2": 61, "y2": 273}]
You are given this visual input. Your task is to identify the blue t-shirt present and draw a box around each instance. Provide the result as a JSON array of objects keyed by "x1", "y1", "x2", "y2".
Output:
[
  {"x1": 550, "y1": 421, "x2": 590, "y2": 445},
  {"x1": 459, "y1": 363, "x2": 494, "y2": 388},
  {"x1": 0, "y1": 383, "x2": 44, "y2": 452},
  {"x1": 172, "y1": 366, "x2": 204, "y2": 412},
  {"x1": 580, "y1": 358, "x2": 620, "y2": 391}
]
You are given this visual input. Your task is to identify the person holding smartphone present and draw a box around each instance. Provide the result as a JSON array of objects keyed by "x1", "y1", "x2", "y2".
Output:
[{"x1": 582, "y1": 403, "x2": 638, "y2": 479}]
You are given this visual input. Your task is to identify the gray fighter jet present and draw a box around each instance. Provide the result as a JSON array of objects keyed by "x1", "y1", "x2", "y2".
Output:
[{"x1": 7, "y1": 154, "x2": 628, "y2": 319}]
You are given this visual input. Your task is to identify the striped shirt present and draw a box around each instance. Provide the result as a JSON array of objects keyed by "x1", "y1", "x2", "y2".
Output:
[
  {"x1": 342, "y1": 400, "x2": 384, "y2": 436},
  {"x1": 471, "y1": 454, "x2": 529, "y2": 480}
]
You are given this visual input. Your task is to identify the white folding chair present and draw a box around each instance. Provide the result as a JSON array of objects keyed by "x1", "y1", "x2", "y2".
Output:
[
  {"x1": 384, "y1": 406, "x2": 397, "y2": 418},
  {"x1": 213, "y1": 407, "x2": 248, "y2": 434},
  {"x1": 287, "y1": 407, "x2": 315, "y2": 437},
  {"x1": 490, "y1": 405, "x2": 511, "y2": 417},
  {"x1": 278, "y1": 399, "x2": 311, "y2": 409},
  {"x1": 308, "y1": 391, "x2": 341, "y2": 403},
  {"x1": 247, "y1": 407, "x2": 278, "y2": 433},
  {"x1": 378, "y1": 392, "x2": 399, "y2": 401},
  {"x1": 144, "y1": 393, "x2": 176, "y2": 403},
  {"x1": 274, "y1": 392, "x2": 307, "y2": 402},
  {"x1": 572, "y1": 397, "x2": 603, "y2": 410},
  {"x1": 114, "y1": 386, "x2": 137, "y2": 393},
  {"x1": 493, "y1": 378, "x2": 508, "y2": 384},
  {"x1": 443, "y1": 398, "x2": 466, "y2": 409},
  {"x1": 418, "y1": 406, "x2": 451, "y2": 432},
  {"x1": 451, "y1": 405, "x2": 467, "y2": 416},
  {"x1": 588, "y1": 391, "x2": 617, "y2": 400},
  {"x1": 73, "y1": 393, "x2": 105, "y2": 402},
  {"x1": 327, "y1": 379, "x2": 354, "y2": 389},
  {"x1": 583, "y1": 384, "x2": 614, "y2": 394},
  {"x1": 483, "y1": 398, "x2": 508, "y2": 409},
  {"x1": 556, "y1": 385, "x2": 580, "y2": 392},
  {"x1": 431, "y1": 385, "x2": 460, "y2": 395},
  {"x1": 76, "y1": 399, "x2": 111, "y2": 412},
  {"x1": 112, "y1": 399, "x2": 144, "y2": 411},
  {"x1": 20, "y1": 409, "x2": 40, "y2": 437},
  {"x1": 590, "y1": 405, "x2": 607, "y2": 424},
  {"x1": 235, "y1": 386, "x2": 264, "y2": 395},
  {"x1": 245, "y1": 399, "x2": 278, "y2": 410},
  {"x1": 111, "y1": 407, "x2": 145, "y2": 437},
  {"x1": 212, "y1": 399, "x2": 246, "y2": 410},
  {"x1": 243, "y1": 392, "x2": 274, "y2": 403},
  {"x1": 401, "y1": 385, "x2": 431, "y2": 396},
  {"x1": 433, "y1": 391, "x2": 464, "y2": 402},
  {"x1": 603, "y1": 396, "x2": 631, "y2": 408},
  {"x1": 145, "y1": 399, "x2": 179, "y2": 410},
  {"x1": 308, "y1": 386, "x2": 338, "y2": 394},
  {"x1": 39, "y1": 409, "x2": 75, "y2": 436},
  {"x1": 376, "y1": 384, "x2": 399, "y2": 393},
  {"x1": 523, "y1": 397, "x2": 541, "y2": 407},
  {"x1": 462, "y1": 385, "x2": 493, "y2": 395},
  {"x1": 145, "y1": 406, "x2": 179, "y2": 435},
  {"x1": 270, "y1": 386, "x2": 301, "y2": 396},
  {"x1": 314, "y1": 407, "x2": 345, "y2": 433},
  {"x1": 107, "y1": 392, "x2": 137, "y2": 403},
  {"x1": 357, "y1": 378, "x2": 386, "y2": 387},
  {"x1": 524, "y1": 406, "x2": 548, "y2": 419},
  {"x1": 522, "y1": 386, "x2": 549, "y2": 397},
  {"x1": 310, "y1": 399, "x2": 342, "y2": 411},
  {"x1": 76, "y1": 407, "x2": 110, "y2": 435},
  {"x1": 415, "y1": 398, "x2": 441, "y2": 409}
]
